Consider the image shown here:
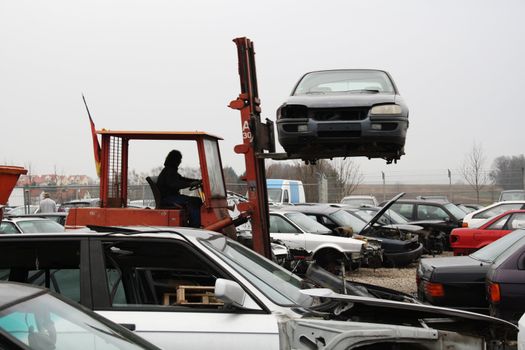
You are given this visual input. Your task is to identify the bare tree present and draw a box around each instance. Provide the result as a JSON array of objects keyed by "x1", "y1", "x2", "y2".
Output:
[
  {"x1": 331, "y1": 158, "x2": 363, "y2": 197},
  {"x1": 460, "y1": 143, "x2": 490, "y2": 203}
]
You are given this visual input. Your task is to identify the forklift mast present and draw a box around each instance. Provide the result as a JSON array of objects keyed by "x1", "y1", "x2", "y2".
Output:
[{"x1": 229, "y1": 37, "x2": 274, "y2": 258}]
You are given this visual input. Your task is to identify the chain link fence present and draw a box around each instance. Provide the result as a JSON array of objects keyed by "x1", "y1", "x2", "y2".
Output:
[{"x1": 10, "y1": 180, "x2": 503, "y2": 209}]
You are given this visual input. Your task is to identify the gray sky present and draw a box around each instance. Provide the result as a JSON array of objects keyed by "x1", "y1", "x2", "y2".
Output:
[{"x1": 1, "y1": 0, "x2": 524, "y2": 184}]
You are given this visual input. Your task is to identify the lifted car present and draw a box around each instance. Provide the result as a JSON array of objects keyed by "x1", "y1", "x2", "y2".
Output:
[
  {"x1": 0, "y1": 229, "x2": 516, "y2": 349},
  {"x1": 276, "y1": 69, "x2": 409, "y2": 164}
]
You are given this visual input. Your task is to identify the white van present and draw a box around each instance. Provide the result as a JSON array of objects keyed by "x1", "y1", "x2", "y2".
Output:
[{"x1": 266, "y1": 179, "x2": 305, "y2": 205}]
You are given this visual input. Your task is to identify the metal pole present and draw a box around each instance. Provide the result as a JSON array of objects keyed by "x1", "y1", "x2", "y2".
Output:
[
  {"x1": 381, "y1": 171, "x2": 386, "y2": 201},
  {"x1": 448, "y1": 169, "x2": 452, "y2": 202},
  {"x1": 522, "y1": 167, "x2": 525, "y2": 191}
]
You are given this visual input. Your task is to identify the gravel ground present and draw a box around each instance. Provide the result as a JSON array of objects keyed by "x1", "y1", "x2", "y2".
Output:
[{"x1": 347, "y1": 252, "x2": 453, "y2": 295}]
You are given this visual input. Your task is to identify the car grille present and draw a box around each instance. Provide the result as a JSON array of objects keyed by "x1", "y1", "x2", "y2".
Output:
[
  {"x1": 311, "y1": 107, "x2": 369, "y2": 121},
  {"x1": 318, "y1": 130, "x2": 360, "y2": 138}
]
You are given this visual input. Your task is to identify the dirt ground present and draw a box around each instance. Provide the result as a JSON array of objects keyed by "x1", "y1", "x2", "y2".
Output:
[{"x1": 348, "y1": 252, "x2": 453, "y2": 295}]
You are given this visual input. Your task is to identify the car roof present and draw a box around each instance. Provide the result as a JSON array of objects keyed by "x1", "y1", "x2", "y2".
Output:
[
  {"x1": 2, "y1": 217, "x2": 52, "y2": 223},
  {"x1": 276, "y1": 204, "x2": 342, "y2": 215},
  {"x1": 382, "y1": 199, "x2": 448, "y2": 205},
  {"x1": 0, "y1": 226, "x2": 219, "y2": 240}
]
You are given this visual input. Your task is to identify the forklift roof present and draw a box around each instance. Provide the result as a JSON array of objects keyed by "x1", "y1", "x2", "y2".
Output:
[{"x1": 96, "y1": 130, "x2": 223, "y2": 141}]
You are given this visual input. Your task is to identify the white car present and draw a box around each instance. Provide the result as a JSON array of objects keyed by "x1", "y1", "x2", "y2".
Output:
[
  {"x1": 462, "y1": 201, "x2": 525, "y2": 228},
  {"x1": 340, "y1": 195, "x2": 378, "y2": 207},
  {"x1": 0, "y1": 229, "x2": 517, "y2": 349},
  {"x1": 269, "y1": 209, "x2": 377, "y2": 268}
]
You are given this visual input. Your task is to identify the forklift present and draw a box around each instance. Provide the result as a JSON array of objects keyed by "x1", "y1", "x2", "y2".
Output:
[{"x1": 66, "y1": 38, "x2": 274, "y2": 257}]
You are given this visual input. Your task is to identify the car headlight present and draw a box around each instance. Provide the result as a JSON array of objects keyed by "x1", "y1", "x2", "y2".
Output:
[{"x1": 370, "y1": 104, "x2": 402, "y2": 115}]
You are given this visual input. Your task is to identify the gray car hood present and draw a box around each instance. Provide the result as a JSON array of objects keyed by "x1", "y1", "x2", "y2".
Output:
[
  {"x1": 285, "y1": 92, "x2": 397, "y2": 108},
  {"x1": 295, "y1": 288, "x2": 517, "y2": 345}
]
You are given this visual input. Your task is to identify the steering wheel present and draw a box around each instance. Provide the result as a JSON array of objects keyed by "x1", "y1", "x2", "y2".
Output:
[{"x1": 188, "y1": 180, "x2": 202, "y2": 191}]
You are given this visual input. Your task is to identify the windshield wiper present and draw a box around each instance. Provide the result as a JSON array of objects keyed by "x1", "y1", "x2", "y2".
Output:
[{"x1": 342, "y1": 89, "x2": 380, "y2": 94}]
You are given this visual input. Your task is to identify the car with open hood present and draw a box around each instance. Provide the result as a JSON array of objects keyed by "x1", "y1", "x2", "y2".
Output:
[
  {"x1": 276, "y1": 69, "x2": 409, "y2": 164},
  {"x1": 0, "y1": 228, "x2": 516, "y2": 349},
  {"x1": 381, "y1": 198, "x2": 466, "y2": 250},
  {"x1": 268, "y1": 208, "x2": 382, "y2": 271},
  {"x1": 283, "y1": 200, "x2": 423, "y2": 267}
]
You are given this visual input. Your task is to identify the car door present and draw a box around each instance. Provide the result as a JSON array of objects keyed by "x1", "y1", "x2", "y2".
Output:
[
  {"x1": 0, "y1": 237, "x2": 89, "y2": 307},
  {"x1": 474, "y1": 214, "x2": 512, "y2": 248},
  {"x1": 89, "y1": 237, "x2": 279, "y2": 350},
  {"x1": 269, "y1": 214, "x2": 306, "y2": 250}
]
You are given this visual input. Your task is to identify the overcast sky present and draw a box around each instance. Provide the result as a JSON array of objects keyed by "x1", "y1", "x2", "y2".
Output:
[{"x1": 1, "y1": 0, "x2": 523, "y2": 184}]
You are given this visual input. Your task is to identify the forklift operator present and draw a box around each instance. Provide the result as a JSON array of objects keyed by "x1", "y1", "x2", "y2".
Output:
[{"x1": 157, "y1": 150, "x2": 202, "y2": 228}]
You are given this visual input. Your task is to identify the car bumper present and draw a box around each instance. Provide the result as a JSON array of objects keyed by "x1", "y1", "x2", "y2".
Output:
[
  {"x1": 383, "y1": 243, "x2": 424, "y2": 266},
  {"x1": 277, "y1": 116, "x2": 408, "y2": 156}
]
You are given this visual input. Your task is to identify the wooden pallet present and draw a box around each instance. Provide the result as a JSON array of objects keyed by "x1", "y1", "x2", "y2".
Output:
[{"x1": 163, "y1": 285, "x2": 223, "y2": 306}]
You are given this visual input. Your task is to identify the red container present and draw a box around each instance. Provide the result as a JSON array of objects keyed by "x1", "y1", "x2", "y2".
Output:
[{"x1": 0, "y1": 166, "x2": 27, "y2": 205}]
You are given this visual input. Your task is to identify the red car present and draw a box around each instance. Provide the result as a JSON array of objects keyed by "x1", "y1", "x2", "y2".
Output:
[{"x1": 450, "y1": 209, "x2": 525, "y2": 255}]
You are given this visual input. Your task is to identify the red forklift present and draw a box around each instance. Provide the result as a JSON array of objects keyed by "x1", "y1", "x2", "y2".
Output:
[{"x1": 66, "y1": 38, "x2": 273, "y2": 257}]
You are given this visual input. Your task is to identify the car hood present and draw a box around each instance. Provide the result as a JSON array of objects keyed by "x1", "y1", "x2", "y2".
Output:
[
  {"x1": 284, "y1": 93, "x2": 397, "y2": 108},
  {"x1": 361, "y1": 193, "x2": 405, "y2": 234},
  {"x1": 407, "y1": 219, "x2": 446, "y2": 225},
  {"x1": 294, "y1": 288, "x2": 517, "y2": 345}
]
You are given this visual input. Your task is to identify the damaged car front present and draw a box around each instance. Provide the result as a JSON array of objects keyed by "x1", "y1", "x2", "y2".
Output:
[
  {"x1": 276, "y1": 69, "x2": 409, "y2": 164},
  {"x1": 280, "y1": 288, "x2": 517, "y2": 350},
  {"x1": 198, "y1": 233, "x2": 516, "y2": 350}
]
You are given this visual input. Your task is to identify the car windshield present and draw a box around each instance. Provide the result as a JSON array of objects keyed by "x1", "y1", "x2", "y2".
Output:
[
  {"x1": 0, "y1": 292, "x2": 152, "y2": 349},
  {"x1": 284, "y1": 212, "x2": 332, "y2": 234},
  {"x1": 341, "y1": 198, "x2": 375, "y2": 207},
  {"x1": 294, "y1": 70, "x2": 395, "y2": 95},
  {"x1": 17, "y1": 220, "x2": 65, "y2": 233},
  {"x1": 470, "y1": 229, "x2": 525, "y2": 263},
  {"x1": 267, "y1": 189, "x2": 282, "y2": 203},
  {"x1": 355, "y1": 209, "x2": 409, "y2": 225},
  {"x1": 199, "y1": 236, "x2": 313, "y2": 307},
  {"x1": 443, "y1": 203, "x2": 466, "y2": 220},
  {"x1": 330, "y1": 209, "x2": 366, "y2": 232}
]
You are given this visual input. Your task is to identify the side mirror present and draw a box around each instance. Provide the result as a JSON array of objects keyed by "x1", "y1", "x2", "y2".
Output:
[{"x1": 214, "y1": 278, "x2": 246, "y2": 308}]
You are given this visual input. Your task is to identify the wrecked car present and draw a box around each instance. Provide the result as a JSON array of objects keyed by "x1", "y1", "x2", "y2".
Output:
[
  {"x1": 285, "y1": 203, "x2": 423, "y2": 267},
  {"x1": 276, "y1": 69, "x2": 409, "y2": 164},
  {"x1": 269, "y1": 209, "x2": 382, "y2": 271},
  {"x1": 352, "y1": 193, "x2": 446, "y2": 255},
  {"x1": 0, "y1": 228, "x2": 516, "y2": 350},
  {"x1": 417, "y1": 229, "x2": 525, "y2": 315}
]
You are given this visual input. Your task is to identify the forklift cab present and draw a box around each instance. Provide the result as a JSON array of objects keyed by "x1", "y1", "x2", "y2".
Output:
[{"x1": 66, "y1": 130, "x2": 235, "y2": 236}]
